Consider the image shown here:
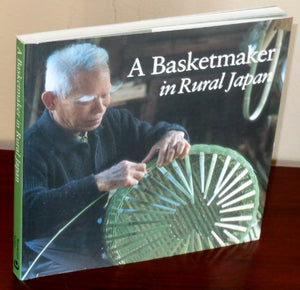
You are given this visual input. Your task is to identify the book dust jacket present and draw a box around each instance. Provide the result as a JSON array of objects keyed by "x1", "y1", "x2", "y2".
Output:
[{"x1": 14, "y1": 9, "x2": 293, "y2": 280}]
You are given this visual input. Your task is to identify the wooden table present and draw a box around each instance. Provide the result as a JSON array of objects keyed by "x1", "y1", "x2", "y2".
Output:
[{"x1": 1, "y1": 149, "x2": 299, "y2": 289}]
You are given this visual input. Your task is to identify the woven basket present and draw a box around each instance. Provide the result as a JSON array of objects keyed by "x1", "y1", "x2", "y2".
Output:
[{"x1": 103, "y1": 144, "x2": 260, "y2": 265}]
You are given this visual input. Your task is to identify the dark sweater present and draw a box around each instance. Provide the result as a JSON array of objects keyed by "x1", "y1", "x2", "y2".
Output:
[{"x1": 23, "y1": 108, "x2": 188, "y2": 273}]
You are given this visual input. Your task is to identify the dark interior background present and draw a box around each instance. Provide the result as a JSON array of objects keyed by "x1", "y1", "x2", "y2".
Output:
[{"x1": 23, "y1": 20, "x2": 291, "y2": 195}]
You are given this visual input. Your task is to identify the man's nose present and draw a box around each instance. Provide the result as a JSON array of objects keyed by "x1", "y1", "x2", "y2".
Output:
[{"x1": 92, "y1": 97, "x2": 105, "y2": 113}]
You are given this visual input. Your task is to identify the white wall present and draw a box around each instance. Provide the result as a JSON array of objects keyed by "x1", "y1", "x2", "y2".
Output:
[{"x1": 0, "y1": 0, "x2": 299, "y2": 166}]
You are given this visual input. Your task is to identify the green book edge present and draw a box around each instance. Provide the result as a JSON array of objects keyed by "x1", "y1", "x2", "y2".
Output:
[{"x1": 13, "y1": 39, "x2": 25, "y2": 280}]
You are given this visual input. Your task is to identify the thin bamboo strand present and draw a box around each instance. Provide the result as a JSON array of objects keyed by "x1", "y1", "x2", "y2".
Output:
[
  {"x1": 217, "y1": 179, "x2": 253, "y2": 205},
  {"x1": 219, "y1": 203, "x2": 254, "y2": 213},
  {"x1": 218, "y1": 168, "x2": 249, "y2": 198},
  {"x1": 217, "y1": 162, "x2": 241, "y2": 195},
  {"x1": 214, "y1": 155, "x2": 231, "y2": 194},
  {"x1": 211, "y1": 230, "x2": 226, "y2": 247},
  {"x1": 204, "y1": 153, "x2": 218, "y2": 199},
  {"x1": 220, "y1": 215, "x2": 253, "y2": 222},
  {"x1": 214, "y1": 222, "x2": 247, "y2": 232},
  {"x1": 185, "y1": 155, "x2": 195, "y2": 203},
  {"x1": 124, "y1": 196, "x2": 176, "y2": 212},
  {"x1": 223, "y1": 229, "x2": 240, "y2": 243},
  {"x1": 172, "y1": 159, "x2": 193, "y2": 196},
  {"x1": 221, "y1": 190, "x2": 256, "y2": 208},
  {"x1": 200, "y1": 152, "x2": 205, "y2": 193},
  {"x1": 142, "y1": 188, "x2": 180, "y2": 206},
  {"x1": 149, "y1": 176, "x2": 187, "y2": 205},
  {"x1": 157, "y1": 166, "x2": 192, "y2": 200}
]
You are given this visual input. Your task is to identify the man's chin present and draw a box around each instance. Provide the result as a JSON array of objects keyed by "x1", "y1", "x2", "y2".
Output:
[
  {"x1": 88, "y1": 124, "x2": 103, "y2": 132},
  {"x1": 85, "y1": 118, "x2": 102, "y2": 130}
]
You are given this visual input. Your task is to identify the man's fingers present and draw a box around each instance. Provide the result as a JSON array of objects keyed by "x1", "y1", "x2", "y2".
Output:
[
  {"x1": 163, "y1": 146, "x2": 176, "y2": 166},
  {"x1": 156, "y1": 143, "x2": 169, "y2": 166},
  {"x1": 182, "y1": 142, "x2": 191, "y2": 159},
  {"x1": 142, "y1": 146, "x2": 157, "y2": 163},
  {"x1": 176, "y1": 140, "x2": 191, "y2": 159},
  {"x1": 133, "y1": 162, "x2": 147, "y2": 171},
  {"x1": 173, "y1": 141, "x2": 185, "y2": 158},
  {"x1": 133, "y1": 170, "x2": 147, "y2": 181},
  {"x1": 143, "y1": 131, "x2": 190, "y2": 167},
  {"x1": 124, "y1": 163, "x2": 147, "y2": 187},
  {"x1": 158, "y1": 140, "x2": 190, "y2": 166},
  {"x1": 95, "y1": 161, "x2": 147, "y2": 191}
]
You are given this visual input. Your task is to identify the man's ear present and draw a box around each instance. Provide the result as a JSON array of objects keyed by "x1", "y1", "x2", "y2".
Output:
[{"x1": 41, "y1": 91, "x2": 56, "y2": 110}]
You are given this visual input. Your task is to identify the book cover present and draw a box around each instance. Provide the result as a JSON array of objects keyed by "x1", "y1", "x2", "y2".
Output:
[{"x1": 14, "y1": 7, "x2": 293, "y2": 280}]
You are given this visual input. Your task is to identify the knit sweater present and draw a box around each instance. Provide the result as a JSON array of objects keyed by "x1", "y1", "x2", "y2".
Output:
[{"x1": 23, "y1": 108, "x2": 188, "y2": 272}]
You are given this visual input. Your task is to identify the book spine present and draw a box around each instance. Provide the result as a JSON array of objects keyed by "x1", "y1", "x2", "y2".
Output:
[{"x1": 13, "y1": 39, "x2": 25, "y2": 280}]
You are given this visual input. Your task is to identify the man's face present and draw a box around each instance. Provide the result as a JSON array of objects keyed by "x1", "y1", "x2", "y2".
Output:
[{"x1": 53, "y1": 69, "x2": 111, "y2": 133}]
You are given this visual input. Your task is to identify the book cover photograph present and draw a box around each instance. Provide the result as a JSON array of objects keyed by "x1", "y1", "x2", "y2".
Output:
[{"x1": 14, "y1": 7, "x2": 293, "y2": 280}]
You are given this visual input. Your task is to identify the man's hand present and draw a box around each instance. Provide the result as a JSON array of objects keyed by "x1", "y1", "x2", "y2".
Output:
[
  {"x1": 95, "y1": 161, "x2": 147, "y2": 192},
  {"x1": 142, "y1": 130, "x2": 190, "y2": 167}
]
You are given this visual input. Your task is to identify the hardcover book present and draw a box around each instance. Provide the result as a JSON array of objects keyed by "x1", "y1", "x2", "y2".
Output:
[{"x1": 14, "y1": 7, "x2": 293, "y2": 280}]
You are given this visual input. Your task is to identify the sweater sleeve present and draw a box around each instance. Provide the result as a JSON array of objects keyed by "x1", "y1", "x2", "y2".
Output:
[
  {"x1": 23, "y1": 144, "x2": 108, "y2": 240},
  {"x1": 113, "y1": 108, "x2": 190, "y2": 161}
]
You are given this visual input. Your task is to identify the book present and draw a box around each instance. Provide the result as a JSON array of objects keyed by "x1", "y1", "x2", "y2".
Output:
[{"x1": 14, "y1": 6, "x2": 293, "y2": 280}]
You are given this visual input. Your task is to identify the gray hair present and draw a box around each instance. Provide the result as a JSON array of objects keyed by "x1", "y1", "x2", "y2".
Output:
[{"x1": 45, "y1": 43, "x2": 109, "y2": 98}]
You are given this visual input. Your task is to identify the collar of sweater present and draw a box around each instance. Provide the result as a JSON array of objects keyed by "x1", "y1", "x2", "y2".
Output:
[{"x1": 37, "y1": 110, "x2": 100, "y2": 152}]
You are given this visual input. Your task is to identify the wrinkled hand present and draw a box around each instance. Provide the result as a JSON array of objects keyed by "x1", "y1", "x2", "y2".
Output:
[
  {"x1": 142, "y1": 130, "x2": 190, "y2": 167},
  {"x1": 95, "y1": 160, "x2": 147, "y2": 192}
]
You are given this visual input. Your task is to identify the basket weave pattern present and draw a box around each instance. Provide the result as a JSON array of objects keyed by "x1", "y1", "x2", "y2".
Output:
[{"x1": 104, "y1": 144, "x2": 260, "y2": 264}]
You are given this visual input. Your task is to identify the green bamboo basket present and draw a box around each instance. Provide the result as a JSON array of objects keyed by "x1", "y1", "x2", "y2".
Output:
[{"x1": 103, "y1": 144, "x2": 260, "y2": 265}]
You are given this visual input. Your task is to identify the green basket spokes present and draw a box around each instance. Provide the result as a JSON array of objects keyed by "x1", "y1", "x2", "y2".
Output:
[{"x1": 103, "y1": 144, "x2": 260, "y2": 265}]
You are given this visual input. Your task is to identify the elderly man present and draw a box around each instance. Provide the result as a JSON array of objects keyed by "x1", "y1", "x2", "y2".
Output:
[{"x1": 23, "y1": 43, "x2": 190, "y2": 277}]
